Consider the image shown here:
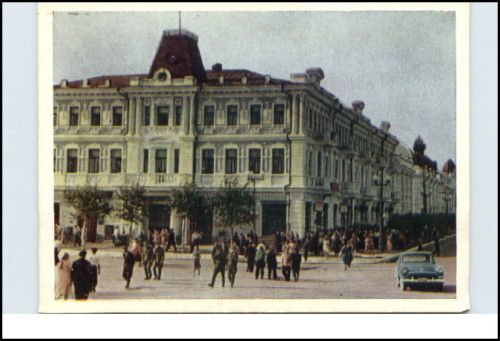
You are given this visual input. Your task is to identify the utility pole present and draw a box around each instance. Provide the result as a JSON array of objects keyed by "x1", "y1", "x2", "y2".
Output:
[{"x1": 421, "y1": 170, "x2": 432, "y2": 214}]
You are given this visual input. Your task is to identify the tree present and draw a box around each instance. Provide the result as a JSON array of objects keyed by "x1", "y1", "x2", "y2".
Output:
[
  {"x1": 213, "y1": 176, "x2": 255, "y2": 241},
  {"x1": 171, "y1": 182, "x2": 211, "y2": 243},
  {"x1": 116, "y1": 184, "x2": 146, "y2": 238},
  {"x1": 64, "y1": 185, "x2": 113, "y2": 242}
]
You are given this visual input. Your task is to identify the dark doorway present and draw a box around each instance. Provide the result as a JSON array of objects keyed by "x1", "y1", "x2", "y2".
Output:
[
  {"x1": 86, "y1": 215, "x2": 98, "y2": 242},
  {"x1": 262, "y1": 202, "x2": 287, "y2": 236},
  {"x1": 305, "y1": 202, "x2": 312, "y2": 234},
  {"x1": 54, "y1": 202, "x2": 60, "y2": 225},
  {"x1": 195, "y1": 209, "x2": 213, "y2": 243},
  {"x1": 148, "y1": 204, "x2": 171, "y2": 231}
]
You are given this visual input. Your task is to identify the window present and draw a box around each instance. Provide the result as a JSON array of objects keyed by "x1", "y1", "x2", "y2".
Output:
[
  {"x1": 143, "y1": 105, "x2": 151, "y2": 126},
  {"x1": 317, "y1": 152, "x2": 322, "y2": 177},
  {"x1": 341, "y1": 159, "x2": 346, "y2": 182},
  {"x1": 334, "y1": 159, "x2": 339, "y2": 179},
  {"x1": 203, "y1": 106, "x2": 214, "y2": 126},
  {"x1": 53, "y1": 149, "x2": 57, "y2": 172},
  {"x1": 250, "y1": 104, "x2": 261, "y2": 125},
  {"x1": 202, "y1": 149, "x2": 214, "y2": 174},
  {"x1": 110, "y1": 149, "x2": 122, "y2": 173},
  {"x1": 156, "y1": 106, "x2": 169, "y2": 126},
  {"x1": 174, "y1": 149, "x2": 179, "y2": 173},
  {"x1": 174, "y1": 105, "x2": 182, "y2": 126},
  {"x1": 69, "y1": 107, "x2": 79, "y2": 126},
  {"x1": 227, "y1": 105, "x2": 238, "y2": 126},
  {"x1": 112, "y1": 106, "x2": 123, "y2": 126},
  {"x1": 66, "y1": 149, "x2": 78, "y2": 173},
  {"x1": 53, "y1": 107, "x2": 58, "y2": 126},
  {"x1": 143, "y1": 149, "x2": 149, "y2": 173},
  {"x1": 155, "y1": 149, "x2": 167, "y2": 173},
  {"x1": 272, "y1": 148, "x2": 285, "y2": 174},
  {"x1": 88, "y1": 149, "x2": 100, "y2": 173},
  {"x1": 248, "y1": 148, "x2": 261, "y2": 174},
  {"x1": 308, "y1": 151, "x2": 313, "y2": 176},
  {"x1": 273, "y1": 104, "x2": 285, "y2": 125},
  {"x1": 90, "y1": 106, "x2": 101, "y2": 126},
  {"x1": 225, "y1": 149, "x2": 237, "y2": 174}
]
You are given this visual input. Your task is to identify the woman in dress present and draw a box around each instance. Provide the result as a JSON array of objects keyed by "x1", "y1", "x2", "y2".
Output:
[
  {"x1": 57, "y1": 253, "x2": 72, "y2": 300},
  {"x1": 339, "y1": 242, "x2": 353, "y2": 271}
]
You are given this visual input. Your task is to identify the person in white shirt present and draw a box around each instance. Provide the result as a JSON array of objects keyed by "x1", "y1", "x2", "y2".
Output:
[{"x1": 88, "y1": 247, "x2": 100, "y2": 292}]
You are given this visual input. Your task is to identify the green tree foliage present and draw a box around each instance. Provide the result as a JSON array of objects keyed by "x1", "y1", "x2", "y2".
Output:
[
  {"x1": 212, "y1": 176, "x2": 255, "y2": 239},
  {"x1": 116, "y1": 184, "x2": 146, "y2": 235},
  {"x1": 171, "y1": 182, "x2": 211, "y2": 235},
  {"x1": 63, "y1": 185, "x2": 113, "y2": 242}
]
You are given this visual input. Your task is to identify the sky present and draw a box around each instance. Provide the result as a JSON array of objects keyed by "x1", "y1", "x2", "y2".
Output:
[{"x1": 53, "y1": 11, "x2": 456, "y2": 167}]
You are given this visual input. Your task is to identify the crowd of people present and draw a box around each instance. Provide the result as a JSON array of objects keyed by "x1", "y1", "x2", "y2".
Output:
[{"x1": 54, "y1": 222, "x2": 446, "y2": 299}]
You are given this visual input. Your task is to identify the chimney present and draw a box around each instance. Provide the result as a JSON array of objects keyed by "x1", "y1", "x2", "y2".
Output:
[
  {"x1": 352, "y1": 100, "x2": 365, "y2": 115},
  {"x1": 60, "y1": 79, "x2": 67, "y2": 88},
  {"x1": 212, "y1": 63, "x2": 222, "y2": 72},
  {"x1": 241, "y1": 76, "x2": 247, "y2": 85},
  {"x1": 264, "y1": 75, "x2": 271, "y2": 84},
  {"x1": 219, "y1": 75, "x2": 224, "y2": 85},
  {"x1": 82, "y1": 79, "x2": 89, "y2": 88}
]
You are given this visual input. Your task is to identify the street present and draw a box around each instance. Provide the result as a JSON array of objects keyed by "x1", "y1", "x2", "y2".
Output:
[{"x1": 56, "y1": 250, "x2": 456, "y2": 300}]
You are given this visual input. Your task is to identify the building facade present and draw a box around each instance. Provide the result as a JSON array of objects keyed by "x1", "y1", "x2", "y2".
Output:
[{"x1": 53, "y1": 29, "x2": 456, "y2": 242}]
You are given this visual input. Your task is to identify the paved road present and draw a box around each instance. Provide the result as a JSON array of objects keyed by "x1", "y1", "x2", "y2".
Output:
[{"x1": 56, "y1": 251, "x2": 456, "y2": 300}]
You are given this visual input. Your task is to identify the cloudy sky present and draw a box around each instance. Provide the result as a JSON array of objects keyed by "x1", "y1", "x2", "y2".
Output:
[{"x1": 54, "y1": 11, "x2": 456, "y2": 167}]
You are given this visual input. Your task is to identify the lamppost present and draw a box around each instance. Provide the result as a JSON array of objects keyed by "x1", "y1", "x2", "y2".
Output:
[
  {"x1": 248, "y1": 170, "x2": 258, "y2": 233},
  {"x1": 421, "y1": 168, "x2": 432, "y2": 214},
  {"x1": 372, "y1": 166, "x2": 391, "y2": 251},
  {"x1": 442, "y1": 185, "x2": 453, "y2": 214}
]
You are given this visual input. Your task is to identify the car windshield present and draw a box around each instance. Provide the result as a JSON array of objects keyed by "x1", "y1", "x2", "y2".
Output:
[{"x1": 402, "y1": 254, "x2": 432, "y2": 263}]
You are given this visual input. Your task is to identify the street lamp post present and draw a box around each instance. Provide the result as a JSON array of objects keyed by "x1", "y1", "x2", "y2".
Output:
[
  {"x1": 421, "y1": 169, "x2": 432, "y2": 214},
  {"x1": 248, "y1": 171, "x2": 257, "y2": 233},
  {"x1": 373, "y1": 166, "x2": 391, "y2": 251},
  {"x1": 442, "y1": 186, "x2": 452, "y2": 214}
]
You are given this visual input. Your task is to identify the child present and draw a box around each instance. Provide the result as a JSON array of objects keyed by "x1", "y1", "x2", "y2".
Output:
[
  {"x1": 88, "y1": 247, "x2": 100, "y2": 292},
  {"x1": 192, "y1": 245, "x2": 201, "y2": 276},
  {"x1": 291, "y1": 247, "x2": 302, "y2": 282}
]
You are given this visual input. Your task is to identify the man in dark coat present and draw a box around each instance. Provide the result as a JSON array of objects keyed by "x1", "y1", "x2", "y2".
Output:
[
  {"x1": 266, "y1": 246, "x2": 278, "y2": 280},
  {"x1": 226, "y1": 244, "x2": 239, "y2": 288},
  {"x1": 209, "y1": 244, "x2": 226, "y2": 288},
  {"x1": 153, "y1": 243, "x2": 165, "y2": 280},
  {"x1": 71, "y1": 249, "x2": 92, "y2": 300},
  {"x1": 122, "y1": 246, "x2": 136, "y2": 289},
  {"x1": 303, "y1": 235, "x2": 311, "y2": 263},
  {"x1": 143, "y1": 241, "x2": 154, "y2": 280},
  {"x1": 165, "y1": 228, "x2": 177, "y2": 252},
  {"x1": 246, "y1": 242, "x2": 256, "y2": 273},
  {"x1": 291, "y1": 247, "x2": 302, "y2": 282}
]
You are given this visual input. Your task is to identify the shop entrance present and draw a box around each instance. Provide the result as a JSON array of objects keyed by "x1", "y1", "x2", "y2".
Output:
[{"x1": 262, "y1": 201, "x2": 287, "y2": 236}]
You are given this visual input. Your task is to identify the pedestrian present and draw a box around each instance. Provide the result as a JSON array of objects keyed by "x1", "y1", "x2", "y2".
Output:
[
  {"x1": 434, "y1": 235, "x2": 441, "y2": 256},
  {"x1": 227, "y1": 244, "x2": 239, "y2": 288},
  {"x1": 339, "y1": 243, "x2": 353, "y2": 271},
  {"x1": 153, "y1": 243, "x2": 165, "y2": 280},
  {"x1": 166, "y1": 228, "x2": 177, "y2": 252},
  {"x1": 88, "y1": 247, "x2": 100, "y2": 292},
  {"x1": 254, "y1": 245, "x2": 266, "y2": 280},
  {"x1": 246, "y1": 242, "x2": 256, "y2": 273},
  {"x1": 266, "y1": 246, "x2": 278, "y2": 280},
  {"x1": 131, "y1": 238, "x2": 142, "y2": 265},
  {"x1": 322, "y1": 236, "x2": 330, "y2": 259},
  {"x1": 73, "y1": 225, "x2": 81, "y2": 248},
  {"x1": 192, "y1": 245, "x2": 201, "y2": 276},
  {"x1": 54, "y1": 240, "x2": 61, "y2": 266},
  {"x1": 57, "y1": 252, "x2": 72, "y2": 300},
  {"x1": 143, "y1": 241, "x2": 154, "y2": 280},
  {"x1": 291, "y1": 247, "x2": 302, "y2": 282},
  {"x1": 71, "y1": 249, "x2": 92, "y2": 300},
  {"x1": 122, "y1": 246, "x2": 135, "y2": 289},
  {"x1": 281, "y1": 245, "x2": 292, "y2": 281},
  {"x1": 303, "y1": 235, "x2": 310, "y2": 263},
  {"x1": 208, "y1": 244, "x2": 226, "y2": 288}
]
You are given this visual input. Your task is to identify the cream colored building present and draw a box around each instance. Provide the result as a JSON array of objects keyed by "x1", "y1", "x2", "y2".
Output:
[{"x1": 53, "y1": 29, "x2": 455, "y2": 242}]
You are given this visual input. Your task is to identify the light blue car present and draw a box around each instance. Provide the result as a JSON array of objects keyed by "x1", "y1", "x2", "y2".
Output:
[{"x1": 395, "y1": 251, "x2": 445, "y2": 291}]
